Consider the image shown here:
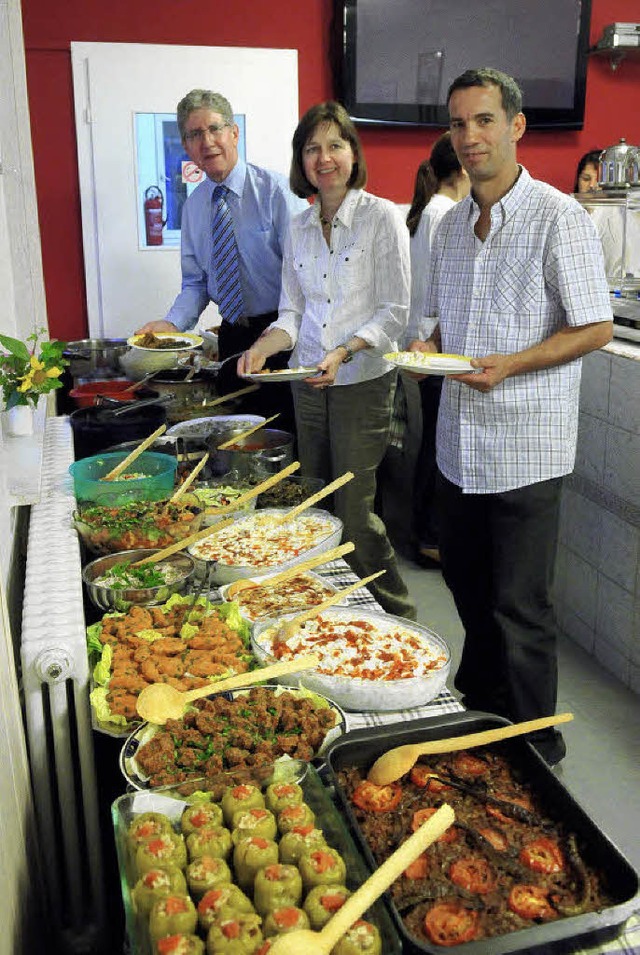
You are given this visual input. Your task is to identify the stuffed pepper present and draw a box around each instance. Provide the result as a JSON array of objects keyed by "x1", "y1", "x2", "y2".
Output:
[
  {"x1": 205, "y1": 913, "x2": 263, "y2": 954},
  {"x1": 253, "y1": 864, "x2": 303, "y2": 916},
  {"x1": 186, "y1": 826, "x2": 233, "y2": 862},
  {"x1": 231, "y1": 809, "x2": 277, "y2": 846},
  {"x1": 148, "y1": 893, "x2": 198, "y2": 944},
  {"x1": 132, "y1": 866, "x2": 187, "y2": 917},
  {"x1": 332, "y1": 920, "x2": 381, "y2": 955},
  {"x1": 233, "y1": 837, "x2": 279, "y2": 891},
  {"x1": 303, "y1": 884, "x2": 351, "y2": 930},
  {"x1": 181, "y1": 803, "x2": 224, "y2": 836},
  {"x1": 221, "y1": 785, "x2": 265, "y2": 826},
  {"x1": 197, "y1": 884, "x2": 255, "y2": 933},
  {"x1": 262, "y1": 906, "x2": 310, "y2": 937},
  {"x1": 155, "y1": 933, "x2": 205, "y2": 955},
  {"x1": 276, "y1": 802, "x2": 315, "y2": 835},
  {"x1": 277, "y1": 826, "x2": 326, "y2": 866},
  {"x1": 298, "y1": 847, "x2": 346, "y2": 890},
  {"x1": 185, "y1": 855, "x2": 232, "y2": 902},
  {"x1": 264, "y1": 782, "x2": 303, "y2": 816},
  {"x1": 136, "y1": 833, "x2": 188, "y2": 877}
]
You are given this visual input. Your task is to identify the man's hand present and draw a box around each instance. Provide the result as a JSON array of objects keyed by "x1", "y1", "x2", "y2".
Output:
[
  {"x1": 134, "y1": 320, "x2": 180, "y2": 334},
  {"x1": 450, "y1": 353, "x2": 515, "y2": 392},
  {"x1": 237, "y1": 347, "x2": 267, "y2": 376}
]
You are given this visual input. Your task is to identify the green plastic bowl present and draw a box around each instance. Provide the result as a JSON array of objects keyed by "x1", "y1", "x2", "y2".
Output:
[{"x1": 69, "y1": 451, "x2": 177, "y2": 510}]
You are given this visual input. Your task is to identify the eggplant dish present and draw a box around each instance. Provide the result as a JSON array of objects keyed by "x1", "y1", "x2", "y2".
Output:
[{"x1": 338, "y1": 747, "x2": 614, "y2": 948}]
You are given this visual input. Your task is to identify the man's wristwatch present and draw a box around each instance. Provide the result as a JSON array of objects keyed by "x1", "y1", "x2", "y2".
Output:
[{"x1": 337, "y1": 343, "x2": 354, "y2": 363}]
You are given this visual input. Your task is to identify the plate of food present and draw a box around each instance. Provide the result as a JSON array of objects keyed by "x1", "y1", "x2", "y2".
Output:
[
  {"x1": 252, "y1": 608, "x2": 451, "y2": 711},
  {"x1": 239, "y1": 367, "x2": 321, "y2": 383},
  {"x1": 384, "y1": 351, "x2": 477, "y2": 374},
  {"x1": 86, "y1": 594, "x2": 253, "y2": 736},
  {"x1": 187, "y1": 507, "x2": 343, "y2": 585},
  {"x1": 218, "y1": 570, "x2": 347, "y2": 623},
  {"x1": 128, "y1": 332, "x2": 203, "y2": 352},
  {"x1": 112, "y1": 760, "x2": 401, "y2": 955},
  {"x1": 120, "y1": 684, "x2": 347, "y2": 791}
]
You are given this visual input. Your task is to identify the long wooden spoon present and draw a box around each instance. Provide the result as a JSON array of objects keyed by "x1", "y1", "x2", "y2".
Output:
[
  {"x1": 273, "y1": 471, "x2": 354, "y2": 526},
  {"x1": 225, "y1": 540, "x2": 356, "y2": 599},
  {"x1": 216, "y1": 414, "x2": 280, "y2": 450},
  {"x1": 203, "y1": 383, "x2": 260, "y2": 407},
  {"x1": 203, "y1": 460, "x2": 301, "y2": 518},
  {"x1": 136, "y1": 654, "x2": 321, "y2": 724},
  {"x1": 367, "y1": 712, "x2": 574, "y2": 786},
  {"x1": 169, "y1": 452, "x2": 209, "y2": 501},
  {"x1": 268, "y1": 803, "x2": 455, "y2": 955},
  {"x1": 275, "y1": 570, "x2": 386, "y2": 643},
  {"x1": 130, "y1": 515, "x2": 237, "y2": 566},
  {"x1": 101, "y1": 424, "x2": 167, "y2": 480}
]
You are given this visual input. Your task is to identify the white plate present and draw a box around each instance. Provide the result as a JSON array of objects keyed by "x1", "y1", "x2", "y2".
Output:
[
  {"x1": 119, "y1": 684, "x2": 347, "y2": 790},
  {"x1": 127, "y1": 332, "x2": 203, "y2": 352},
  {"x1": 385, "y1": 351, "x2": 476, "y2": 374},
  {"x1": 240, "y1": 367, "x2": 320, "y2": 383}
]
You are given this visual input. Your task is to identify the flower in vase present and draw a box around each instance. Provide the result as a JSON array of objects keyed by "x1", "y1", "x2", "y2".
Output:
[{"x1": 0, "y1": 329, "x2": 68, "y2": 410}]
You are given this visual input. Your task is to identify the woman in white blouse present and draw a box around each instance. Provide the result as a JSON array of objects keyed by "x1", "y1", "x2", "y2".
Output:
[
  {"x1": 406, "y1": 133, "x2": 469, "y2": 568},
  {"x1": 238, "y1": 101, "x2": 415, "y2": 619}
]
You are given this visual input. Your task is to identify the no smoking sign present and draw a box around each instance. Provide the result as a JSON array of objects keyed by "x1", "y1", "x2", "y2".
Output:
[{"x1": 182, "y1": 161, "x2": 205, "y2": 184}]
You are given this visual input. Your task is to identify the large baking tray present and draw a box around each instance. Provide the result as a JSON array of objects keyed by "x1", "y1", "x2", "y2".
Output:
[
  {"x1": 112, "y1": 760, "x2": 402, "y2": 955},
  {"x1": 323, "y1": 710, "x2": 640, "y2": 955}
]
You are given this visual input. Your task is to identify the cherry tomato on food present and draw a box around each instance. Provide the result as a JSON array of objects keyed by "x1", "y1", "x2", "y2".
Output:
[
  {"x1": 409, "y1": 765, "x2": 451, "y2": 792},
  {"x1": 352, "y1": 780, "x2": 402, "y2": 813},
  {"x1": 449, "y1": 856, "x2": 496, "y2": 894},
  {"x1": 508, "y1": 884, "x2": 556, "y2": 921},
  {"x1": 452, "y1": 751, "x2": 488, "y2": 777},
  {"x1": 424, "y1": 900, "x2": 480, "y2": 947},
  {"x1": 412, "y1": 807, "x2": 458, "y2": 843},
  {"x1": 486, "y1": 793, "x2": 534, "y2": 825},
  {"x1": 477, "y1": 827, "x2": 509, "y2": 852},
  {"x1": 404, "y1": 854, "x2": 429, "y2": 879},
  {"x1": 520, "y1": 836, "x2": 565, "y2": 873}
]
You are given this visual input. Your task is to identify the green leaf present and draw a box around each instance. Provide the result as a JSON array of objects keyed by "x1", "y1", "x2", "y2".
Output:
[{"x1": 0, "y1": 334, "x2": 30, "y2": 361}]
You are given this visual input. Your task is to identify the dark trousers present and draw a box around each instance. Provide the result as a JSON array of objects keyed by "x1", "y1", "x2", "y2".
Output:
[
  {"x1": 292, "y1": 373, "x2": 416, "y2": 620},
  {"x1": 437, "y1": 471, "x2": 565, "y2": 760},
  {"x1": 217, "y1": 315, "x2": 296, "y2": 435},
  {"x1": 414, "y1": 376, "x2": 443, "y2": 550}
]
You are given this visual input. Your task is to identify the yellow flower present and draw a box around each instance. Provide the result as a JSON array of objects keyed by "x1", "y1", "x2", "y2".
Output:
[{"x1": 17, "y1": 355, "x2": 62, "y2": 392}]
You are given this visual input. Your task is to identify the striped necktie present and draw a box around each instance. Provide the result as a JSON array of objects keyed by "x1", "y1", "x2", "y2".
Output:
[{"x1": 211, "y1": 184, "x2": 244, "y2": 325}]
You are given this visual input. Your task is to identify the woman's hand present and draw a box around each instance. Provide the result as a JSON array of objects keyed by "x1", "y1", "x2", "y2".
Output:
[
  {"x1": 237, "y1": 347, "x2": 267, "y2": 376},
  {"x1": 135, "y1": 320, "x2": 180, "y2": 334},
  {"x1": 236, "y1": 328, "x2": 294, "y2": 376},
  {"x1": 305, "y1": 348, "x2": 345, "y2": 388}
]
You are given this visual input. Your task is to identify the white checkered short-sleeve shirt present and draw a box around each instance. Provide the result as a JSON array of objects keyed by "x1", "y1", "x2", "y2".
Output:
[{"x1": 427, "y1": 167, "x2": 612, "y2": 493}]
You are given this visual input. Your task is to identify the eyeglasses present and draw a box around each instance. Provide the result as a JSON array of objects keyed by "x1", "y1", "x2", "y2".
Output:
[{"x1": 184, "y1": 122, "x2": 232, "y2": 143}]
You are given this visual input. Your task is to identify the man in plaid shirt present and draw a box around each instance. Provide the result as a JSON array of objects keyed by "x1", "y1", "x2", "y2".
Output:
[{"x1": 409, "y1": 68, "x2": 612, "y2": 765}]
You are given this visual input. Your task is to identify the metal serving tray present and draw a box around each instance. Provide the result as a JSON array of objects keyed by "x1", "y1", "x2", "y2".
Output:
[
  {"x1": 324, "y1": 711, "x2": 639, "y2": 955},
  {"x1": 112, "y1": 760, "x2": 402, "y2": 955}
]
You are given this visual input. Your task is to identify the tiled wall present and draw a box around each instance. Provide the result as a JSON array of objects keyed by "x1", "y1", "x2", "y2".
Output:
[{"x1": 555, "y1": 346, "x2": 640, "y2": 694}]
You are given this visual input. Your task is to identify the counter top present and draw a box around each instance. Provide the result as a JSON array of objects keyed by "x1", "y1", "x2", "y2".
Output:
[{"x1": 604, "y1": 338, "x2": 640, "y2": 361}]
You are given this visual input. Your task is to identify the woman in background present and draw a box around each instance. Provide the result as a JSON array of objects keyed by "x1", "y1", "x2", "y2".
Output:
[
  {"x1": 238, "y1": 102, "x2": 415, "y2": 619},
  {"x1": 573, "y1": 149, "x2": 602, "y2": 194},
  {"x1": 407, "y1": 132, "x2": 469, "y2": 568}
]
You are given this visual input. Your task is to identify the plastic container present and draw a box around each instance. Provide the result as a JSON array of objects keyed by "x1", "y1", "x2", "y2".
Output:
[
  {"x1": 73, "y1": 495, "x2": 204, "y2": 555},
  {"x1": 69, "y1": 451, "x2": 177, "y2": 509},
  {"x1": 68, "y1": 380, "x2": 159, "y2": 408}
]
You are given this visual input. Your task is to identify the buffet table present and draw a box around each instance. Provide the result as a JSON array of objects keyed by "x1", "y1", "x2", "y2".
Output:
[{"x1": 21, "y1": 416, "x2": 640, "y2": 955}]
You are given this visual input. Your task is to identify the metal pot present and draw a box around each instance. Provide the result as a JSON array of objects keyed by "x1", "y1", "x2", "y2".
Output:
[
  {"x1": 70, "y1": 402, "x2": 167, "y2": 460},
  {"x1": 206, "y1": 427, "x2": 294, "y2": 479},
  {"x1": 599, "y1": 138, "x2": 640, "y2": 189},
  {"x1": 144, "y1": 368, "x2": 220, "y2": 422},
  {"x1": 63, "y1": 339, "x2": 129, "y2": 379}
]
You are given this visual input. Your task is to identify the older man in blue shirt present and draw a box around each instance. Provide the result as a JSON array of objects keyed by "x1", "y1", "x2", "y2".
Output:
[{"x1": 137, "y1": 90, "x2": 306, "y2": 424}]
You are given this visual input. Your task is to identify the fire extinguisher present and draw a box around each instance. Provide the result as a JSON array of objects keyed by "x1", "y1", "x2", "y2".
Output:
[{"x1": 144, "y1": 185, "x2": 166, "y2": 246}]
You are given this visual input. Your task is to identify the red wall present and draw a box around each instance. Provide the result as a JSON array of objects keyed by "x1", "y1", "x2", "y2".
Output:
[{"x1": 22, "y1": 0, "x2": 640, "y2": 342}]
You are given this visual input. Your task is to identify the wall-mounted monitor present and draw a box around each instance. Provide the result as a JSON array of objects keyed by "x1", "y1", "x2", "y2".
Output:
[{"x1": 337, "y1": 0, "x2": 592, "y2": 130}]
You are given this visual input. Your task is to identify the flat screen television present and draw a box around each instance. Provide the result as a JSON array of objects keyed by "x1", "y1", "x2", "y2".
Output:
[{"x1": 337, "y1": 0, "x2": 592, "y2": 129}]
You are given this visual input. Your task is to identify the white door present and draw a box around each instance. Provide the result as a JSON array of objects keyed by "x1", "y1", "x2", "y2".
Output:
[{"x1": 71, "y1": 42, "x2": 299, "y2": 339}]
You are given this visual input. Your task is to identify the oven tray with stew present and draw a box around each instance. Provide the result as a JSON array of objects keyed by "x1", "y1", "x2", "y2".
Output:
[{"x1": 323, "y1": 710, "x2": 639, "y2": 954}]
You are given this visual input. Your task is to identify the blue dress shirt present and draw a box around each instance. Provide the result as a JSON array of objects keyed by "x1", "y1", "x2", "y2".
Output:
[{"x1": 165, "y1": 159, "x2": 307, "y2": 330}]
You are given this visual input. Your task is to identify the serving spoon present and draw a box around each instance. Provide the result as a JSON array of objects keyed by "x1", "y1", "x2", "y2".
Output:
[
  {"x1": 101, "y1": 424, "x2": 167, "y2": 480},
  {"x1": 267, "y1": 803, "x2": 455, "y2": 955},
  {"x1": 225, "y1": 540, "x2": 355, "y2": 599},
  {"x1": 135, "y1": 653, "x2": 321, "y2": 724},
  {"x1": 215, "y1": 413, "x2": 280, "y2": 450},
  {"x1": 274, "y1": 570, "x2": 386, "y2": 644},
  {"x1": 367, "y1": 712, "x2": 574, "y2": 786},
  {"x1": 273, "y1": 471, "x2": 354, "y2": 526}
]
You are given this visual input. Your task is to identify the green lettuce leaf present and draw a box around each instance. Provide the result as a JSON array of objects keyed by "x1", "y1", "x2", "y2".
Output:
[
  {"x1": 93, "y1": 643, "x2": 113, "y2": 686},
  {"x1": 89, "y1": 686, "x2": 128, "y2": 728},
  {"x1": 217, "y1": 601, "x2": 251, "y2": 645},
  {"x1": 86, "y1": 623, "x2": 104, "y2": 660}
]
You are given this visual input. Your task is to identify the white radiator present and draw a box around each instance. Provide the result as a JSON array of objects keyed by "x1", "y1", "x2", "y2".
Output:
[{"x1": 20, "y1": 418, "x2": 106, "y2": 953}]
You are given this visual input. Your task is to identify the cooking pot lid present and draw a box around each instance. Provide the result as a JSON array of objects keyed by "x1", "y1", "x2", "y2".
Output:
[{"x1": 64, "y1": 338, "x2": 127, "y2": 354}]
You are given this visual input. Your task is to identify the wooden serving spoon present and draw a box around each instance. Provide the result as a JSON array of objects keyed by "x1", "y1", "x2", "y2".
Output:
[
  {"x1": 268, "y1": 803, "x2": 455, "y2": 955},
  {"x1": 225, "y1": 540, "x2": 356, "y2": 599},
  {"x1": 202, "y1": 460, "x2": 301, "y2": 518},
  {"x1": 367, "y1": 712, "x2": 574, "y2": 786},
  {"x1": 216, "y1": 413, "x2": 280, "y2": 450},
  {"x1": 169, "y1": 452, "x2": 210, "y2": 502},
  {"x1": 101, "y1": 424, "x2": 167, "y2": 480},
  {"x1": 273, "y1": 471, "x2": 354, "y2": 526},
  {"x1": 130, "y1": 515, "x2": 237, "y2": 566},
  {"x1": 274, "y1": 570, "x2": 386, "y2": 644},
  {"x1": 135, "y1": 654, "x2": 321, "y2": 724}
]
